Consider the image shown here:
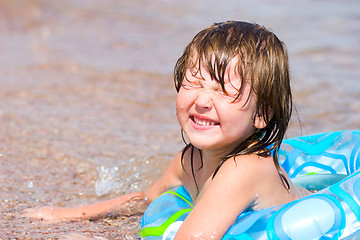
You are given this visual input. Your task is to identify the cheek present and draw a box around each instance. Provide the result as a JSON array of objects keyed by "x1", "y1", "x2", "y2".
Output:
[
  {"x1": 217, "y1": 102, "x2": 256, "y2": 129},
  {"x1": 175, "y1": 104, "x2": 185, "y2": 122},
  {"x1": 175, "y1": 91, "x2": 190, "y2": 120},
  {"x1": 175, "y1": 93, "x2": 185, "y2": 113},
  {"x1": 176, "y1": 89, "x2": 194, "y2": 111}
]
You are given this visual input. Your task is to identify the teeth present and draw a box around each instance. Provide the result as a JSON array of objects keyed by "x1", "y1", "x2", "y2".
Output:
[{"x1": 193, "y1": 116, "x2": 216, "y2": 126}]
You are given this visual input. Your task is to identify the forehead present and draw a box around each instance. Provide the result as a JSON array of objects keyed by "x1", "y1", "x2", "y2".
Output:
[{"x1": 187, "y1": 54, "x2": 241, "y2": 83}]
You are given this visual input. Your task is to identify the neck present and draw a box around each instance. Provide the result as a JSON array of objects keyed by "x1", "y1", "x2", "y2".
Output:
[{"x1": 197, "y1": 148, "x2": 230, "y2": 173}]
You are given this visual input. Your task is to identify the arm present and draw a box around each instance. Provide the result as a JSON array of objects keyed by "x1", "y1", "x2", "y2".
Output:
[
  {"x1": 23, "y1": 152, "x2": 183, "y2": 222},
  {"x1": 174, "y1": 156, "x2": 260, "y2": 240},
  {"x1": 22, "y1": 191, "x2": 145, "y2": 222}
]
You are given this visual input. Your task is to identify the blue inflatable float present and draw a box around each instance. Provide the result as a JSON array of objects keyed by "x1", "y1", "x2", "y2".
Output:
[{"x1": 139, "y1": 130, "x2": 360, "y2": 239}]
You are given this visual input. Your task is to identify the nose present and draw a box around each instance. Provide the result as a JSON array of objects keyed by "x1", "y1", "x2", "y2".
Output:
[{"x1": 194, "y1": 90, "x2": 213, "y2": 111}]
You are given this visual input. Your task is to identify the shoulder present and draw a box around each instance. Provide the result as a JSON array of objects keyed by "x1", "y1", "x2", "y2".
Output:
[
  {"x1": 218, "y1": 154, "x2": 274, "y2": 175},
  {"x1": 147, "y1": 151, "x2": 184, "y2": 199},
  {"x1": 161, "y1": 149, "x2": 202, "y2": 187},
  {"x1": 165, "y1": 151, "x2": 185, "y2": 180},
  {"x1": 213, "y1": 154, "x2": 277, "y2": 190}
]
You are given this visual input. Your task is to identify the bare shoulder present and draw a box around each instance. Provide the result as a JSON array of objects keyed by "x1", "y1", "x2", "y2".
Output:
[
  {"x1": 209, "y1": 154, "x2": 269, "y2": 195},
  {"x1": 160, "y1": 151, "x2": 185, "y2": 185},
  {"x1": 217, "y1": 154, "x2": 276, "y2": 179},
  {"x1": 213, "y1": 154, "x2": 284, "y2": 198},
  {"x1": 145, "y1": 151, "x2": 184, "y2": 202},
  {"x1": 219, "y1": 154, "x2": 299, "y2": 209}
]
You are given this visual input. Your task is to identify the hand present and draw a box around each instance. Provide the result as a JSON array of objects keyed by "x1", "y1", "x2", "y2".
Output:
[{"x1": 22, "y1": 206, "x2": 68, "y2": 223}]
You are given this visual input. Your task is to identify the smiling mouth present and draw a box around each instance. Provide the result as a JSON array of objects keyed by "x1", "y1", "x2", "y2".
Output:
[{"x1": 191, "y1": 116, "x2": 220, "y2": 127}]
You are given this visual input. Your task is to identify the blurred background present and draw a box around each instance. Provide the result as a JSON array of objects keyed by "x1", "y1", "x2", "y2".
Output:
[{"x1": 0, "y1": 0, "x2": 359, "y2": 238}]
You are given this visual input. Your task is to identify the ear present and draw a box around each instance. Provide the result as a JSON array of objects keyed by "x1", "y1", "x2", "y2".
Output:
[{"x1": 254, "y1": 115, "x2": 267, "y2": 129}]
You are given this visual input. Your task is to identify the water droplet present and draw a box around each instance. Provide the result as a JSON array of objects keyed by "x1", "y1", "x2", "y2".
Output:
[{"x1": 27, "y1": 181, "x2": 34, "y2": 188}]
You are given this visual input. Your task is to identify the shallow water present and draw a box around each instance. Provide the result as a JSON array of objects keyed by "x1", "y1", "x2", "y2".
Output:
[{"x1": 0, "y1": 0, "x2": 359, "y2": 238}]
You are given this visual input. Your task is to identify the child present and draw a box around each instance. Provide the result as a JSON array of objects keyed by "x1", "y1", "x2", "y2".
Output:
[{"x1": 23, "y1": 21, "x2": 309, "y2": 239}]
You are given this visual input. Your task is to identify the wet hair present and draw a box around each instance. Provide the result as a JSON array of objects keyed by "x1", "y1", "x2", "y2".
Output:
[{"x1": 174, "y1": 21, "x2": 292, "y2": 191}]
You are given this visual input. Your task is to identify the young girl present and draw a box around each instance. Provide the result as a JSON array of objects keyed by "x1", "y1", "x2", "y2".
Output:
[{"x1": 24, "y1": 21, "x2": 309, "y2": 239}]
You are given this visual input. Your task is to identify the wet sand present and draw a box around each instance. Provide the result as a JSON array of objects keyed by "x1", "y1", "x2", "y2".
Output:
[{"x1": 0, "y1": 0, "x2": 359, "y2": 239}]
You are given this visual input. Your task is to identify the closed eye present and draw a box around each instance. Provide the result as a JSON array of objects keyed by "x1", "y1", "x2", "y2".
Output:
[
  {"x1": 181, "y1": 78, "x2": 201, "y2": 90},
  {"x1": 182, "y1": 69, "x2": 203, "y2": 90},
  {"x1": 217, "y1": 90, "x2": 241, "y2": 102}
]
